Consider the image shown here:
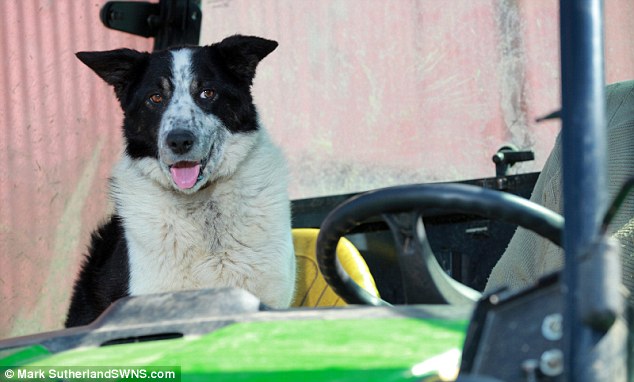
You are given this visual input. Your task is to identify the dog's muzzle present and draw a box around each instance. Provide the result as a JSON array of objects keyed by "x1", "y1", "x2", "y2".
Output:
[{"x1": 164, "y1": 129, "x2": 204, "y2": 190}]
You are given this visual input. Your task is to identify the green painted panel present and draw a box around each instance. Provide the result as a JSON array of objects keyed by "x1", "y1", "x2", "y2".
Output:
[
  {"x1": 0, "y1": 345, "x2": 50, "y2": 366},
  {"x1": 4, "y1": 318, "x2": 467, "y2": 381}
]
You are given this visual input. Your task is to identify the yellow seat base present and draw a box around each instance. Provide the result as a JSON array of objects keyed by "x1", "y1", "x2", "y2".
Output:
[{"x1": 292, "y1": 228, "x2": 379, "y2": 307}]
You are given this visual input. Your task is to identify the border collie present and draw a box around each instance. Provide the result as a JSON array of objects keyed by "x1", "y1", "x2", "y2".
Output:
[{"x1": 65, "y1": 35, "x2": 295, "y2": 327}]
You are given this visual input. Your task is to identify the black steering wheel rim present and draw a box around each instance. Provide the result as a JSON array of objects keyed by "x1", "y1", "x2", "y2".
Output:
[{"x1": 316, "y1": 183, "x2": 564, "y2": 305}]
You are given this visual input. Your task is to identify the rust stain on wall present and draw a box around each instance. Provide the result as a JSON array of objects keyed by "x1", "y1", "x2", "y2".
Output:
[{"x1": 9, "y1": 138, "x2": 105, "y2": 337}]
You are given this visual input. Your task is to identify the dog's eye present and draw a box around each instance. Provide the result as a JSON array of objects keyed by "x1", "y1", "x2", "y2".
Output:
[
  {"x1": 149, "y1": 94, "x2": 163, "y2": 104},
  {"x1": 200, "y1": 89, "x2": 215, "y2": 100}
]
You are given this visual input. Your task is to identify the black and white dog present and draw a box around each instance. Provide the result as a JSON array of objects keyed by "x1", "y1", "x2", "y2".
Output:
[{"x1": 65, "y1": 35, "x2": 295, "y2": 327}]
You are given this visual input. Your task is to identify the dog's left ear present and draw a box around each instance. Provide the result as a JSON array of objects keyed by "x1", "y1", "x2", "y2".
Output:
[{"x1": 214, "y1": 35, "x2": 278, "y2": 84}]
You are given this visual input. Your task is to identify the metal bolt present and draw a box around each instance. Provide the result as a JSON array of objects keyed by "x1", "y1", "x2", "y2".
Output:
[
  {"x1": 521, "y1": 359, "x2": 539, "y2": 382},
  {"x1": 541, "y1": 313, "x2": 563, "y2": 341},
  {"x1": 540, "y1": 348, "x2": 564, "y2": 377},
  {"x1": 496, "y1": 177, "x2": 508, "y2": 190}
]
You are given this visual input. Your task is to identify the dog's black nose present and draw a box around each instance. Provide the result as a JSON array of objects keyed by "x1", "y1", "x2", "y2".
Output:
[{"x1": 166, "y1": 129, "x2": 196, "y2": 155}]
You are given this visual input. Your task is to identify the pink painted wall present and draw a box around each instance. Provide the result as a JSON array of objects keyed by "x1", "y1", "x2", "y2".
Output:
[
  {"x1": 0, "y1": 1, "x2": 151, "y2": 338},
  {"x1": 2, "y1": 0, "x2": 634, "y2": 338},
  {"x1": 201, "y1": 0, "x2": 634, "y2": 198}
]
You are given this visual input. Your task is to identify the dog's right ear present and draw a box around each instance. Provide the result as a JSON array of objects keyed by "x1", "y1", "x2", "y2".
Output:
[{"x1": 76, "y1": 49, "x2": 149, "y2": 100}]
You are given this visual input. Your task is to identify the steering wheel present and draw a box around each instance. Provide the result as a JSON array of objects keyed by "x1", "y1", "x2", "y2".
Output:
[{"x1": 316, "y1": 183, "x2": 564, "y2": 306}]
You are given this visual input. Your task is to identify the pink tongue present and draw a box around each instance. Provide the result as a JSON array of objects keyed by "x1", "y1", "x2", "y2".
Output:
[{"x1": 170, "y1": 163, "x2": 201, "y2": 189}]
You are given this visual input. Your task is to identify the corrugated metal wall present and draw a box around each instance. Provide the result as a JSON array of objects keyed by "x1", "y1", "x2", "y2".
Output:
[
  {"x1": 0, "y1": 1, "x2": 151, "y2": 338},
  {"x1": 1, "y1": 0, "x2": 634, "y2": 339},
  {"x1": 200, "y1": 0, "x2": 634, "y2": 198}
]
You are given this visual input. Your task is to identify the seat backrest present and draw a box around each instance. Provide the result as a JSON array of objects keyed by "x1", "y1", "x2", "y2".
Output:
[{"x1": 292, "y1": 228, "x2": 379, "y2": 307}]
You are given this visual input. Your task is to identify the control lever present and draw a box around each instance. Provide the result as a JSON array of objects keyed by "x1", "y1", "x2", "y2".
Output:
[{"x1": 492, "y1": 145, "x2": 535, "y2": 178}]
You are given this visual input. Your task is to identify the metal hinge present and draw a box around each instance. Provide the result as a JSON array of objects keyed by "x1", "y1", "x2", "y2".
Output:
[{"x1": 100, "y1": 0, "x2": 201, "y2": 51}]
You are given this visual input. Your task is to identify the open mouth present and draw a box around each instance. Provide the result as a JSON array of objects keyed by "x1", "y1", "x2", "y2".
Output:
[
  {"x1": 165, "y1": 142, "x2": 215, "y2": 191},
  {"x1": 169, "y1": 161, "x2": 203, "y2": 190}
]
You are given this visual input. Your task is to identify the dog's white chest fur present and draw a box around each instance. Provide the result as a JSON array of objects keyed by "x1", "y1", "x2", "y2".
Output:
[{"x1": 111, "y1": 129, "x2": 295, "y2": 308}]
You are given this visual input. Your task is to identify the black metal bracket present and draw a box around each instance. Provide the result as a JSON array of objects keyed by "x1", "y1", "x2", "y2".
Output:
[
  {"x1": 460, "y1": 246, "x2": 627, "y2": 381},
  {"x1": 492, "y1": 145, "x2": 535, "y2": 178},
  {"x1": 100, "y1": 0, "x2": 201, "y2": 51},
  {"x1": 460, "y1": 274, "x2": 565, "y2": 381}
]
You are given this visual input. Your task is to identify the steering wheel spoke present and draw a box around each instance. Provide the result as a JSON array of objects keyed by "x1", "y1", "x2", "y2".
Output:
[{"x1": 383, "y1": 212, "x2": 481, "y2": 305}]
